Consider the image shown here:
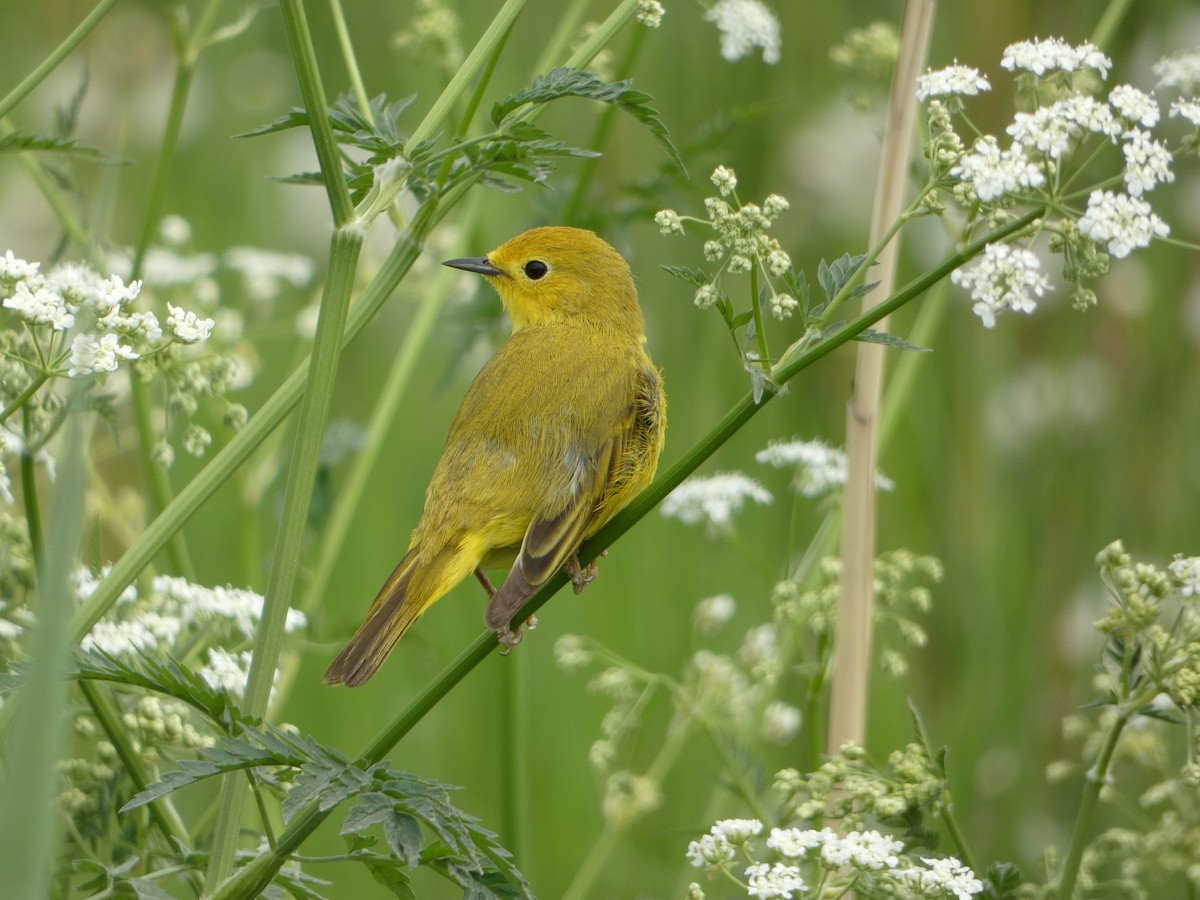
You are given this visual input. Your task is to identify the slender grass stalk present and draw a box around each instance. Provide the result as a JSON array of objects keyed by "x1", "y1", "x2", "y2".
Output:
[
  {"x1": 828, "y1": 0, "x2": 935, "y2": 758},
  {"x1": 0, "y1": 386, "x2": 88, "y2": 899},
  {"x1": 1055, "y1": 704, "x2": 1132, "y2": 898},
  {"x1": 532, "y1": 0, "x2": 592, "y2": 76},
  {"x1": 209, "y1": 210, "x2": 1044, "y2": 899},
  {"x1": 20, "y1": 407, "x2": 43, "y2": 567},
  {"x1": 327, "y1": 0, "x2": 370, "y2": 117},
  {"x1": 0, "y1": 0, "x2": 118, "y2": 120}
]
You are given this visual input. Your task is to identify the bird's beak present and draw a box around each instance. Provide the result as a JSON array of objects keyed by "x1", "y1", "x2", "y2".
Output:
[{"x1": 442, "y1": 256, "x2": 504, "y2": 277}]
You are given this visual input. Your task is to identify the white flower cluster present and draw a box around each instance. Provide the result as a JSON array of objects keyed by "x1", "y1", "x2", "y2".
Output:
[
  {"x1": 657, "y1": 165, "x2": 796, "y2": 320},
  {"x1": 756, "y1": 436, "x2": 894, "y2": 497},
  {"x1": 686, "y1": 819, "x2": 984, "y2": 898},
  {"x1": 704, "y1": 0, "x2": 781, "y2": 65},
  {"x1": 0, "y1": 252, "x2": 216, "y2": 378},
  {"x1": 918, "y1": 37, "x2": 1193, "y2": 327},
  {"x1": 949, "y1": 243, "x2": 1050, "y2": 328},
  {"x1": 635, "y1": 0, "x2": 664, "y2": 28},
  {"x1": 77, "y1": 568, "x2": 306, "y2": 702},
  {"x1": 660, "y1": 471, "x2": 773, "y2": 533},
  {"x1": 1153, "y1": 49, "x2": 1200, "y2": 93}
]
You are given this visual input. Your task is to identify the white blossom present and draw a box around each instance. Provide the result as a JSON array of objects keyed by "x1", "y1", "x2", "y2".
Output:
[
  {"x1": 711, "y1": 165, "x2": 738, "y2": 196},
  {"x1": 166, "y1": 303, "x2": 215, "y2": 343},
  {"x1": 661, "y1": 472, "x2": 772, "y2": 531},
  {"x1": 950, "y1": 135, "x2": 1045, "y2": 202},
  {"x1": 897, "y1": 856, "x2": 985, "y2": 898},
  {"x1": 0, "y1": 250, "x2": 40, "y2": 282},
  {"x1": 756, "y1": 437, "x2": 894, "y2": 496},
  {"x1": 767, "y1": 827, "x2": 834, "y2": 859},
  {"x1": 916, "y1": 63, "x2": 991, "y2": 101},
  {"x1": 635, "y1": 0, "x2": 665, "y2": 28},
  {"x1": 1170, "y1": 97, "x2": 1200, "y2": 126},
  {"x1": 67, "y1": 332, "x2": 138, "y2": 377},
  {"x1": 761, "y1": 701, "x2": 802, "y2": 743},
  {"x1": 1120, "y1": 128, "x2": 1174, "y2": 195},
  {"x1": 950, "y1": 243, "x2": 1050, "y2": 328},
  {"x1": 819, "y1": 829, "x2": 903, "y2": 871},
  {"x1": 745, "y1": 862, "x2": 806, "y2": 898},
  {"x1": 1077, "y1": 189, "x2": 1170, "y2": 259},
  {"x1": 1169, "y1": 555, "x2": 1200, "y2": 596},
  {"x1": 1153, "y1": 49, "x2": 1200, "y2": 93},
  {"x1": 685, "y1": 833, "x2": 735, "y2": 869},
  {"x1": 693, "y1": 594, "x2": 736, "y2": 632},
  {"x1": 223, "y1": 247, "x2": 315, "y2": 302},
  {"x1": 1006, "y1": 96, "x2": 1119, "y2": 160},
  {"x1": 768, "y1": 293, "x2": 797, "y2": 320},
  {"x1": 704, "y1": 0, "x2": 781, "y2": 65},
  {"x1": 1109, "y1": 84, "x2": 1160, "y2": 127},
  {"x1": 4, "y1": 282, "x2": 75, "y2": 330},
  {"x1": 1001, "y1": 37, "x2": 1111, "y2": 78},
  {"x1": 655, "y1": 208, "x2": 684, "y2": 235}
]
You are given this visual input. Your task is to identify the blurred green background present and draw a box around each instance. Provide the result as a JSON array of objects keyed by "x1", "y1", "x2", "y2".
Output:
[{"x1": 3, "y1": 0, "x2": 1199, "y2": 896}]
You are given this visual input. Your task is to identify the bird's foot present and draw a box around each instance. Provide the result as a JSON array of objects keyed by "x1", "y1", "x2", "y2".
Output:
[
  {"x1": 495, "y1": 615, "x2": 537, "y2": 656},
  {"x1": 475, "y1": 567, "x2": 497, "y2": 598},
  {"x1": 565, "y1": 550, "x2": 607, "y2": 595}
]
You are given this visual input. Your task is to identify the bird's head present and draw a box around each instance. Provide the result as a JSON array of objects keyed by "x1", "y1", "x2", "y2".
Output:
[{"x1": 443, "y1": 226, "x2": 644, "y2": 334}]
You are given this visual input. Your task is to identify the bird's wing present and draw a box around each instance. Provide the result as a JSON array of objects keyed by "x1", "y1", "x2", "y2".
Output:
[{"x1": 483, "y1": 411, "x2": 628, "y2": 632}]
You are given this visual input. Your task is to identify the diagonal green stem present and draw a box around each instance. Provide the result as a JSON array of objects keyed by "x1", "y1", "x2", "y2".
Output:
[
  {"x1": 0, "y1": 0, "x2": 118, "y2": 120},
  {"x1": 208, "y1": 208, "x2": 1044, "y2": 899}
]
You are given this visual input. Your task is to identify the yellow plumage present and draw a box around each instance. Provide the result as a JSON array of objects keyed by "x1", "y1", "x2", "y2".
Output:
[{"x1": 324, "y1": 226, "x2": 666, "y2": 687}]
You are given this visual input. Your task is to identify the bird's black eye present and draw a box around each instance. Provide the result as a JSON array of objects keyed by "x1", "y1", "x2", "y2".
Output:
[{"x1": 524, "y1": 260, "x2": 549, "y2": 280}]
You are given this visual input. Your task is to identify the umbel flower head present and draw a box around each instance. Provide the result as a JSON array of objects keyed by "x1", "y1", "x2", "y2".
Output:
[{"x1": 917, "y1": 37, "x2": 1187, "y2": 327}]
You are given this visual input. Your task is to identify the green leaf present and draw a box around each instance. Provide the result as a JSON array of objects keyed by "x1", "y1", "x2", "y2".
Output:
[
  {"x1": 0, "y1": 130, "x2": 105, "y2": 158},
  {"x1": 852, "y1": 328, "x2": 932, "y2": 353},
  {"x1": 817, "y1": 252, "x2": 868, "y2": 303},
  {"x1": 491, "y1": 67, "x2": 683, "y2": 170},
  {"x1": 363, "y1": 858, "x2": 416, "y2": 898},
  {"x1": 660, "y1": 265, "x2": 709, "y2": 288}
]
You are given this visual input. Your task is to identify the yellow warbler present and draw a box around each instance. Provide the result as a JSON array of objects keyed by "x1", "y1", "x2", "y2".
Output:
[{"x1": 324, "y1": 226, "x2": 666, "y2": 686}]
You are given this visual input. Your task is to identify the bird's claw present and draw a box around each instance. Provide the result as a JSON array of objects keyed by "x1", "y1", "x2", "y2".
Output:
[
  {"x1": 495, "y1": 615, "x2": 538, "y2": 656},
  {"x1": 566, "y1": 551, "x2": 606, "y2": 595}
]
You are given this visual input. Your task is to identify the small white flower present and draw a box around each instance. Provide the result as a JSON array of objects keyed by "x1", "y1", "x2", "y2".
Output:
[
  {"x1": 223, "y1": 247, "x2": 315, "y2": 301},
  {"x1": 951, "y1": 135, "x2": 1045, "y2": 202},
  {"x1": 554, "y1": 634, "x2": 592, "y2": 670},
  {"x1": 761, "y1": 701, "x2": 802, "y2": 743},
  {"x1": 636, "y1": 0, "x2": 665, "y2": 27},
  {"x1": 655, "y1": 208, "x2": 684, "y2": 235},
  {"x1": 711, "y1": 165, "x2": 738, "y2": 196},
  {"x1": 767, "y1": 827, "x2": 833, "y2": 859},
  {"x1": 0, "y1": 250, "x2": 40, "y2": 282},
  {"x1": 899, "y1": 856, "x2": 985, "y2": 898},
  {"x1": 685, "y1": 833, "x2": 735, "y2": 869},
  {"x1": 703, "y1": 240, "x2": 724, "y2": 261},
  {"x1": 1153, "y1": 49, "x2": 1200, "y2": 93},
  {"x1": 661, "y1": 471, "x2": 772, "y2": 531},
  {"x1": 1170, "y1": 97, "x2": 1200, "y2": 126},
  {"x1": 1121, "y1": 128, "x2": 1174, "y2": 195},
  {"x1": 762, "y1": 194, "x2": 789, "y2": 220},
  {"x1": 67, "y1": 332, "x2": 139, "y2": 377},
  {"x1": 1007, "y1": 96, "x2": 1119, "y2": 159},
  {"x1": 693, "y1": 594, "x2": 736, "y2": 632},
  {"x1": 200, "y1": 647, "x2": 254, "y2": 696},
  {"x1": 1077, "y1": 189, "x2": 1170, "y2": 259},
  {"x1": 745, "y1": 862, "x2": 805, "y2": 899},
  {"x1": 167, "y1": 303, "x2": 215, "y2": 343},
  {"x1": 727, "y1": 254, "x2": 752, "y2": 274},
  {"x1": 1169, "y1": 555, "x2": 1200, "y2": 596},
  {"x1": 693, "y1": 284, "x2": 719, "y2": 309},
  {"x1": 756, "y1": 437, "x2": 893, "y2": 496},
  {"x1": 916, "y1": 63, "x2": 991, "y2": 101},
  {"x1": 768, "y1": 292, "x2": 797, "y2": 320},
  {"x1": 713, "y1": 818, "x2": 764, "y2": 843},
  {"x1": 704, "y1": 0, "x2": 782, "y2": 65},
  {"x1": 159, "y1": 214, "x2": 193, "y2": 246},
  {"x1": 950, "y1": 243, "x2": 1050, "y2": 328},
  {"x1": 766, "y1": 249, "x2": 791, "y2": 276},
  {"x1": 820, "y1": 829, "x2": 903, "y2": 871},
  {"x1": 1001, "y1": 37, "x2": 1111, "y2": 78},
  {"x1": 3, "y1": 282, "x2": 75, "y2": 330},
  {"x1": 1109, "y1": 84, "x2": 1160, "y2": 127},
  {"x1": 738, "y1": 624, "x2": 778, "y2": 676}
]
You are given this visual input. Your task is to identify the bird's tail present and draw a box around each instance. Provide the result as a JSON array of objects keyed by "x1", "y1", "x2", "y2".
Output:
[{"x1": 324, "y1": 543, "x2": 465, "y2": 687}]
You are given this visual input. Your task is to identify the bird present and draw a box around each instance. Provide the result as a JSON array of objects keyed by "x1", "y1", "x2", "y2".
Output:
[{"x1": 324, "y1": 226, "x2": 666, "y2": 686}]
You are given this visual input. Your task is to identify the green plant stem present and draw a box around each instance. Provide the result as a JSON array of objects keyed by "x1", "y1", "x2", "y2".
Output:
[
  {"x1": 0, "y1": 0, "x2": 118, "y2": 119},
  {"x1": 130, "y1": 380, "x2": 195, "y2": 579},
  {"x1": 0, "y1": 371, "x2": 50, "y2": 427},
  {"x1": 406, "y1": 0, "x2": 529, "y2": 150},
  {"x1": 209, "y1": 209, "x2": 1044, "y2": 899},
  {"x1": 78, "y1": 681, "x2": 198, "y2": 880},
  {"x1": 20, "y1": 406, "x2": 43, "y2": 569},
  {"x1": 1055, "y1": 705, "x2": 1131, "y2": 899},
  {"x1": 1091, "y1": 0, "x2": 1135, "y2": 51},
  {"x1": 749, "y1": 263, "x2": 771, "y2": 368},
  {"x1": 8, "y1": 121, "x2": 92, "y2": 250},
  {"x1": 561, "y1": 21, "x2": 646, "y2": 222},
  {"x1": 0, "y1": 385, "x2": 88, "y2": 900},
  {"x1": 562, "y1": 716, "x2": 692, "y2": 900},
  {"x1": 562, "y1": 0, "x2": 638, "y2": 72},
  {"x1": 327, "y1": 0, "x2": 370, "y2": 117},
  {"x1": 532, "y1": 0, "x2": 591, "y2": 75}
]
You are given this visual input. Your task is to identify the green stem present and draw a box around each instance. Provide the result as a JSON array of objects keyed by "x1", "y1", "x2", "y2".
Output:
[
  {"x1": 561, "y1": 22, "x2": 646, "y2": 222},
  {"x1": 750, "y1": 263, "x2": 771, "y2": 369},
  {"x1": 327, "y1": 0, "x2": 370, "y2": 117},
  {"x1": 0, "y1": 371, "x2": 49, "y2": 427},
  {"x1": 130, "y1": 379, "x2": 194, "y2": 579},
  {"x1": 1055, "y1": 707, "x2": 1129, "y2": 899},
  {"x1": 0, "y1": 0, "x2": 119, "y2": 120},
  {"x1": 205, "y1": 224, "x2": 363, "y2": 888},
  {"x1": 1090, "y1": 0, "x2": 1135, "y2": 51},
  {"x1": 532, "y1": 0, "x2": 591, "y2": 75},
  {"x1": 0, "y1": 384, "x2": 88, "y2": 900},
  {"x1": 208, "y1": 209, "x2": 1044, "y2": 899},
  {"x1": 78, "y1": 682, "x2": 197, "y2": 877},
  {"x1": 20, "y1": 406, "x2": 43, "y2": 570}
]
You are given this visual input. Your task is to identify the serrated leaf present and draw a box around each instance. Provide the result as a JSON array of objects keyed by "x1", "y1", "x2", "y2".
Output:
[
  {"x1": 0, "y1": 130, "x2": 106, "y2": 158},
  {"x1": 491, "y1": 67, "x2": 682, "y2": 170},
  {"x1": 853, "y1": 328, "x2": 932, "y2": 353},
  {"x1": 73, "y1": 649, "x2": 240, "y2": 728},
  {"x1": 660, "y1": 265, "x2": 709, "y2": 288},
  {"x1": 364, "y1": 859, "x2": 417, "y2": 898},
  {"x1": 817, "y1": 252, "x2": 868, "y2": 302}
]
